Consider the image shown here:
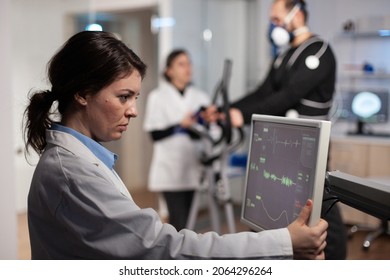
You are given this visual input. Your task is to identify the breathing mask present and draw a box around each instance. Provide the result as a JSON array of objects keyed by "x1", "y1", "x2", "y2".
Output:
[{"x1": 269, "y1": 4, "x2": 301, "y2": 49}]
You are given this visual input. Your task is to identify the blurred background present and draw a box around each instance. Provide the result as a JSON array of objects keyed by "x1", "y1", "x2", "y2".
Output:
[{"x1": 1, "y1": 0, "x2": 390, "y2": 259}]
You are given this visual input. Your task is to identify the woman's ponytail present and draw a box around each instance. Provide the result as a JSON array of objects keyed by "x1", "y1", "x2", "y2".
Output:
[{"x1": 23, "y1": 89, "x2": 57, "y2": 155}]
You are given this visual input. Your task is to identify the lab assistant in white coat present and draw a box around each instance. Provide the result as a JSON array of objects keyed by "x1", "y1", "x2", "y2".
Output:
[{"x1": 143, "y1": 81, "x2": 210, "y2": 192}]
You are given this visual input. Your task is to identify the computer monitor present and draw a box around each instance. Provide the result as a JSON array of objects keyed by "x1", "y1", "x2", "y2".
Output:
[
  {"x1": 338, "y1": 89, "x2": 389, "y2": 135},
  {"x1": 241, "y1": 114, "x2": 331, "y2": 231}
]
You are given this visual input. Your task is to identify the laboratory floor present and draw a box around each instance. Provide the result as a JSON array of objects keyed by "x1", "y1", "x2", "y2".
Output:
[{"x1": 18, "y1": 189, "x2": 390, "y2": 260}]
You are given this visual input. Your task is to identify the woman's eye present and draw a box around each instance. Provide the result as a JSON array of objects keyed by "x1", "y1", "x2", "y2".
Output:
[
  {"x1": 119, "y1": 92, "x2": 139, "y2": 102},
  {"x1": 119, "y1": 95, "x2": 130, "y2": 101}
]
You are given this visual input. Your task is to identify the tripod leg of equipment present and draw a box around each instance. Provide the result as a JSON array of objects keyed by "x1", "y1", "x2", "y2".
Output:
[
  {"x1": 218, "y1": 154, "x2": 237, "y2": 234},
  {"x1": 362, "y1": 220, "x2": 388, "y2": 250},
  {"x1": 219, "y1": 178, "x2": 237, "y2": 233},
  {"x1": 207, "y1": 168, "x2": 221, "y2": 233},
  {"x1": 224, "y1": 202, "x2": 236, "y2": 233},
  {"x1": 207, "y1": 191, "x2": 221, "y2": 233},
  {"x1": 187, "y1": 166, "x2": 222, "y2": 233},
  {"x1": 186, "y1": 189, "x2": 202, "y2": 230}
]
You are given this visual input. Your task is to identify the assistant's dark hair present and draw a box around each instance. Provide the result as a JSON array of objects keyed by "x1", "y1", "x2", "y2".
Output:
[
  {"x1": 163, "y1": 49, "x2": 188, "y2": 82},
  {"x1": 23, "y1": 31, "x2": 147, "y2": 155}
]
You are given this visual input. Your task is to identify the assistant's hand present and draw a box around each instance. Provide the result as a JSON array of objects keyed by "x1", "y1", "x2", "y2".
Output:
[
  {"x1": 200, "y1": 105, "x2": 220, "y2": 123},
  {"x1": 180, "y1": 112, "x2": 197, "y2": 128},
  {"x1": 287, "y1": 199, "x2": 328, "y2": 260},
  {"x1": 200, "y1": 105, "x2": 244, "y2": 127}
]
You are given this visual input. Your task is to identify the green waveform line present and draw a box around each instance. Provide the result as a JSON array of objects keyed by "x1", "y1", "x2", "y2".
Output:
[{"x1": 263, "y1": 170, "x2": 296, "y2": 187}]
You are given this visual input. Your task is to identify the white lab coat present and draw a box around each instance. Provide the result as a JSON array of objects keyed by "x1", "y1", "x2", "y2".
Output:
[
  {"x1": 28, "y1": 129, "x2": 293, "y2": 259},
  {"x1": 143, "y1": 81, "x2": 210, "y2": 192}
]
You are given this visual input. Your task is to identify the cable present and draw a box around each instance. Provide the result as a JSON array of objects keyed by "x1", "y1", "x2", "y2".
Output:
[
  {"x1": 323, "y1": 172, "x2": 341, "y2": 216},
  {"x1": 323, "y1": 197, "x2": 340, "y2": 216}
]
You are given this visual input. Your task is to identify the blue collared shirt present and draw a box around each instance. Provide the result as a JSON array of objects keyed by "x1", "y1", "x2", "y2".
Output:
[{"x1": 50, "y1": 123, "x2": 118, "y2": 170}]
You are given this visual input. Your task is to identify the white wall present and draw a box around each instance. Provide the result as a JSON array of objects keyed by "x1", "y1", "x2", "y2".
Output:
[
  {"x1": 0, "y1": 0, "x2": 18, "y2": 259},
  {"x1": 11, "y1": 0, "x2": 73, "y2": 214},
  {"x1": 168, "y1": 0, "x2": 254, "y2": 101},
  {"x1": 308, "y1": 0, "x2": 390, "y2": 81}
]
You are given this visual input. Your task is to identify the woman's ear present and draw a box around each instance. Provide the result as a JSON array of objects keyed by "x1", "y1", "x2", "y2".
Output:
[{"x1": 74, "y1": 92, "x2": 88, "y2": 106}]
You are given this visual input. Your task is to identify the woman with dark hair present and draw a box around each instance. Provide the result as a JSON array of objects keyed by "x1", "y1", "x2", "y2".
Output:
[
  {"x1": 143, "y1": 49, "x2": 210, "y2": 231},
  {"x1": 24, "y1": 31, "x2": 327, "y2": 260}
]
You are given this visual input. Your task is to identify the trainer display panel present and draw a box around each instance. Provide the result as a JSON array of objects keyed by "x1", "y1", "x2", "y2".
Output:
[{"x1": 241, "y1": 114, "x2": 331, "y2": 231}]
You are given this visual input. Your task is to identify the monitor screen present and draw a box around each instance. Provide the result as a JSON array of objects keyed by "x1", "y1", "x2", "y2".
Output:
[
  {"x1": 241, "y1": 115, "x2": 331, "y2": 231},
  {"x1": 339, "y1": 89, "x2": 389, "y2": 123}
]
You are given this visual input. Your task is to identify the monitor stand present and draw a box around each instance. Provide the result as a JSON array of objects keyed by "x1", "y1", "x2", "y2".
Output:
[{"x1": 347, "y1": 120, "x2": 390, "y2": 137}]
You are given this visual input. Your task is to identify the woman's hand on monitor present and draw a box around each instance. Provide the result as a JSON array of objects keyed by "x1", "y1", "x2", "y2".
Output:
[{"x1": 287, "y1": 199, "x2": 328, "y2": 260}]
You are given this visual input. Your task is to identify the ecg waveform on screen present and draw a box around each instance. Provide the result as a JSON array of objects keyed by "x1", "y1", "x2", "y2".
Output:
[
  {"x1": 254, "y1": 132, "x2": 301, "y2": 147},
  {"x1": 262, "y1": 129, "x2": 304, "y2": 155},
  {"x1": 269, "y1": 137, "x2": 302, "y2": 154},
  {"x1": 247, "y1": 196, "x2": 290, "y2": 225},
  {"x1": 263, "y1": 170, "x2": 296, "y2": 187}
]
